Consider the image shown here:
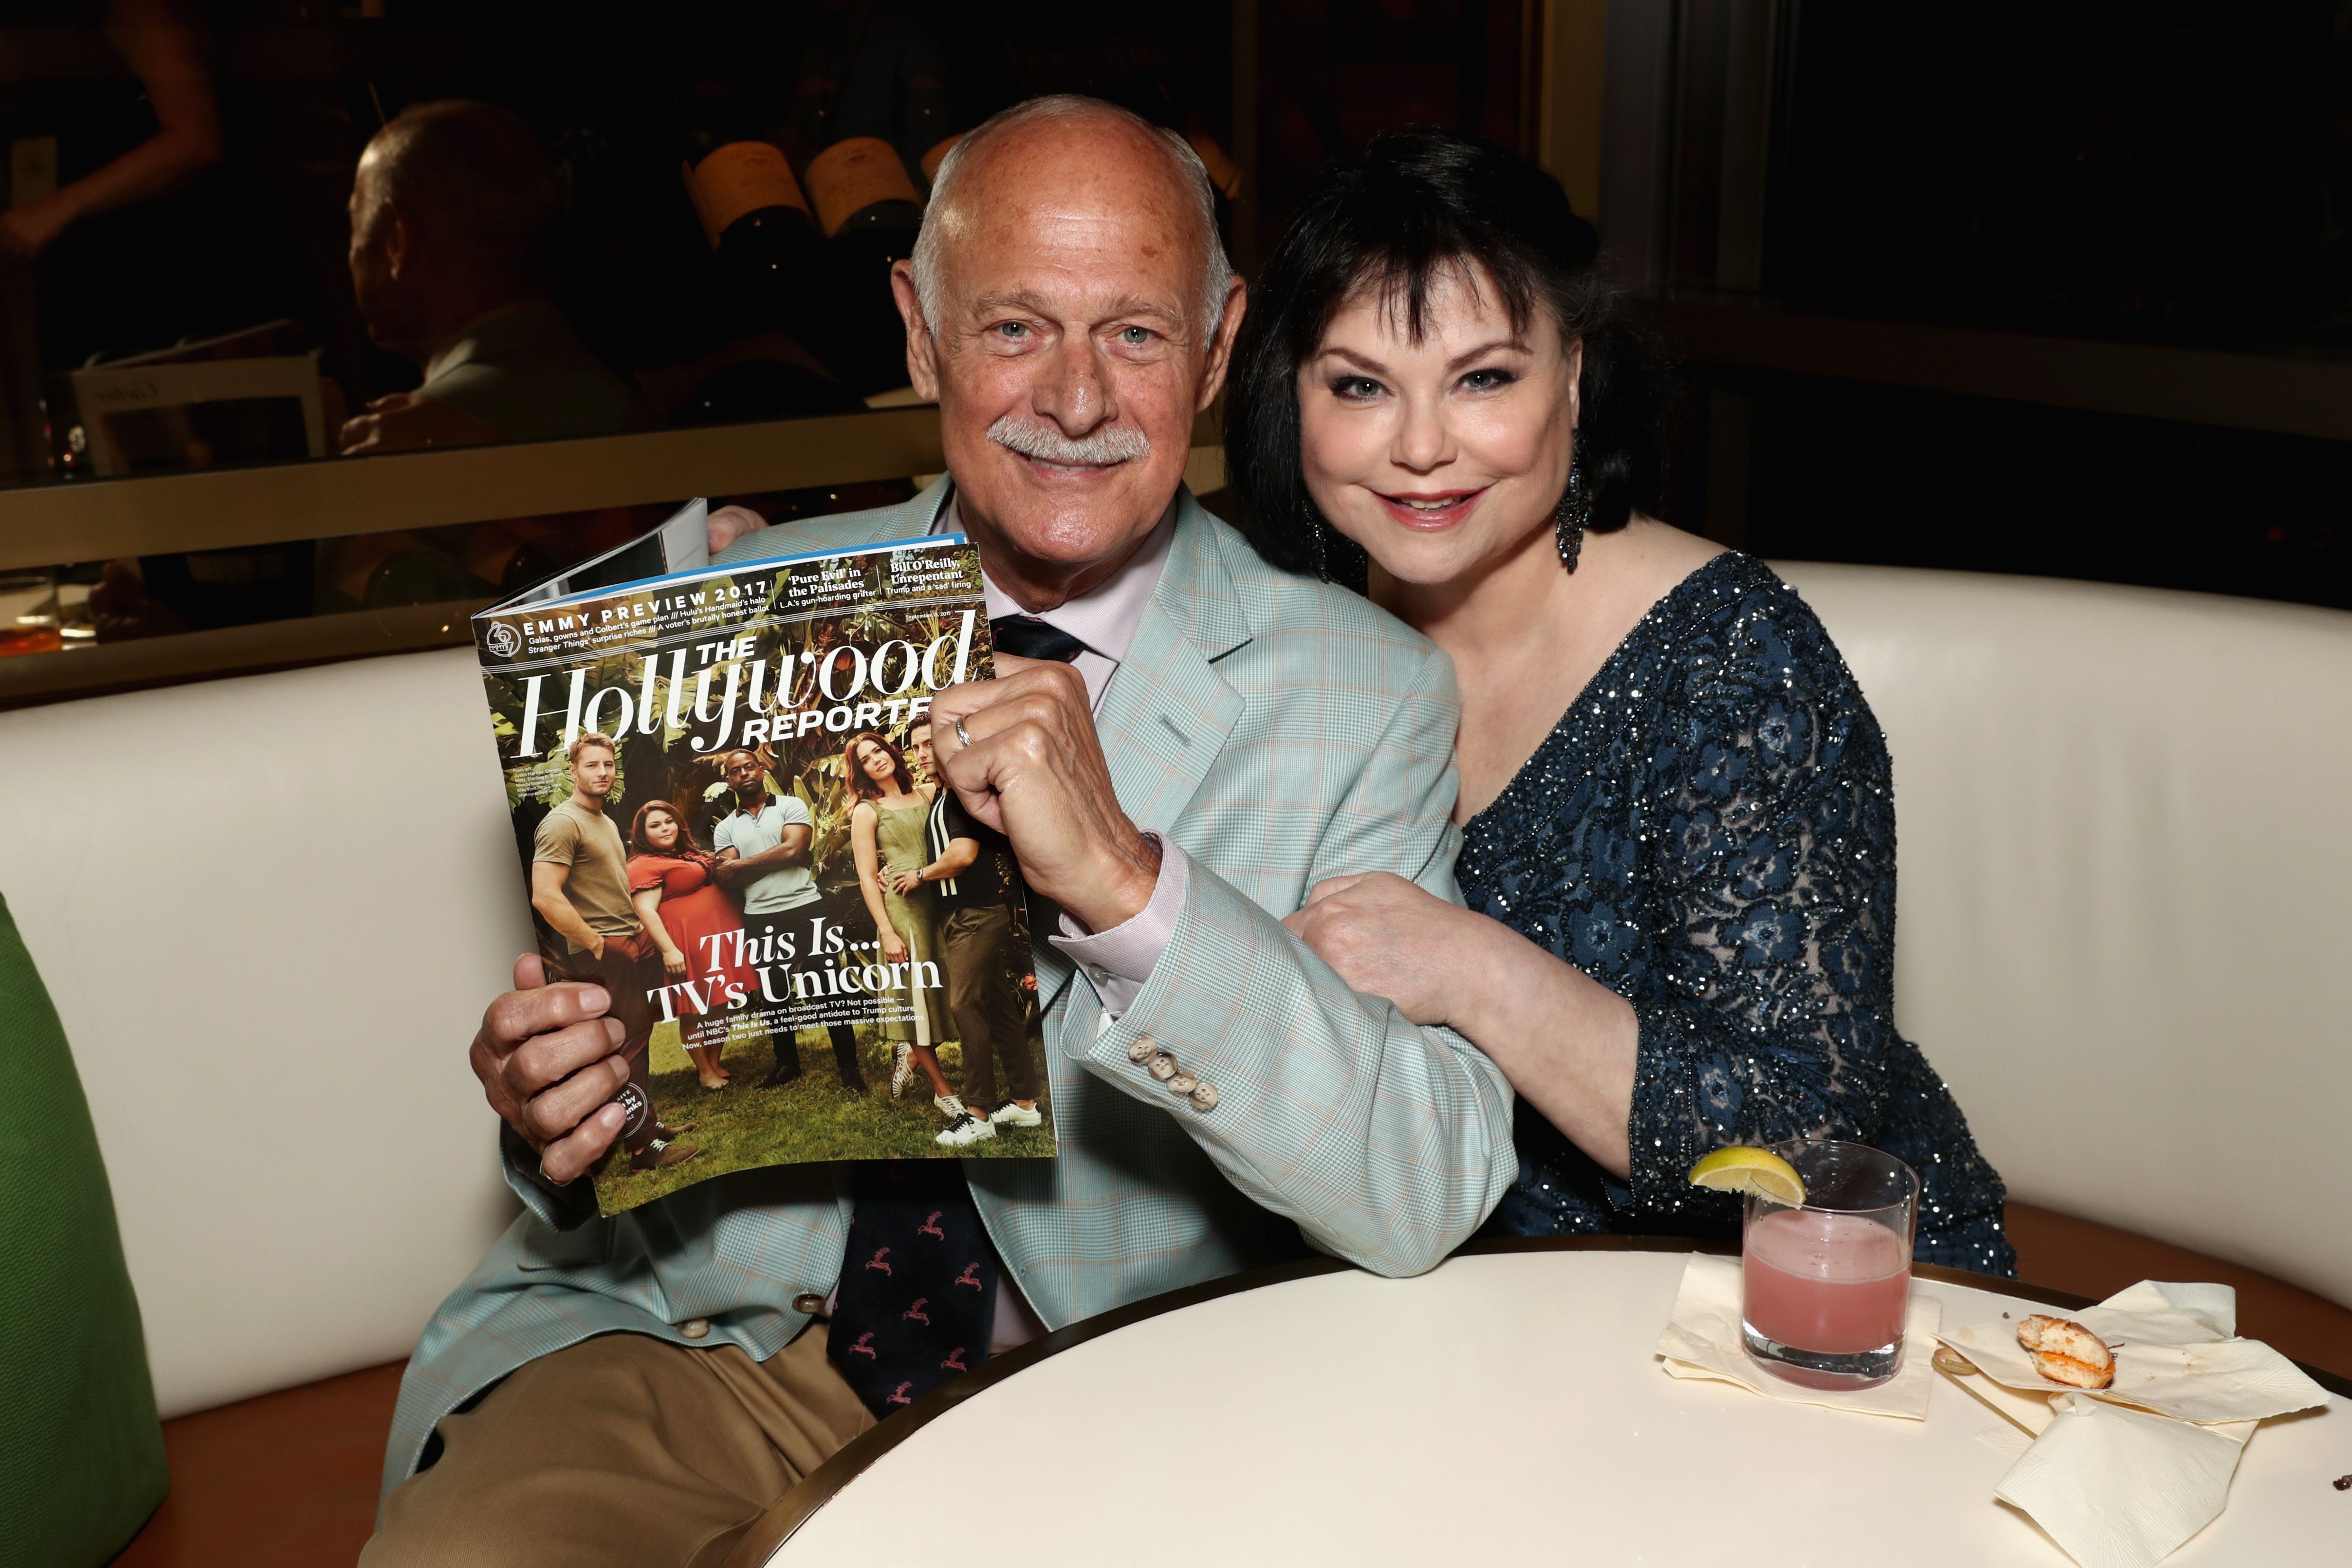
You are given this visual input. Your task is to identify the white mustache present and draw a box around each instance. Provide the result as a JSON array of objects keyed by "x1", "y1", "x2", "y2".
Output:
[{"x1": 987, "y1": 415, "x2": 1151, "y2": 467}]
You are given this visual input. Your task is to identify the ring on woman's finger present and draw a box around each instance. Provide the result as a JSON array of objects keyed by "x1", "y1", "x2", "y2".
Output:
[{"x1": 954, "y1": 715, "x2": 973, "y2": 747}]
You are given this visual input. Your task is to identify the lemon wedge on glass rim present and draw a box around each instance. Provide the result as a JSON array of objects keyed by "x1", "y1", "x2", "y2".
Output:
[{"x1": 1687, "y1": 1145, "x2": 1806, "y2": 1207}]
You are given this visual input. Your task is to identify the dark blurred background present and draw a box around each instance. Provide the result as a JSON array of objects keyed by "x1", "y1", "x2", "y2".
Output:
[
  {"x1": 1645, "y1": 0, "x2": 2352, "y2": 614},
  {"x1": 2, "y1": 0, "x2": 2348, "y2": 658}
]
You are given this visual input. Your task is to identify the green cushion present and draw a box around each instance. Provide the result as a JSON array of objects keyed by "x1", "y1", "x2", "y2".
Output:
[{"x1": 0, "y1": 890, "x2": 167, "y2": 1566}]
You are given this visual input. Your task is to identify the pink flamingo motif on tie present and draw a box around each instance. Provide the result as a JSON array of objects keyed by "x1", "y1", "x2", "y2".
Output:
[
  {"x1": 886, "y1": 1380, "x2": 915, "y2": 1406},
  {"x1": 916, "y1": 1211, "x2": 946, "y2": 1240},
  {"x1": 846, "y1": 1331, "x2": 877, "y2": 1360},
  {"x1": 864, "y1": 1246, "x2": 893, "y2": 1276},
  {"x1": 953, "y1": 1261, "x2": 983, "y2": 1291},
  {"x1": 940, "y1": 1347, "x2": 968, "y2": 1372},
  {"x1": 902, "y1": 1297, "x2": 930, "y2": 1325}
]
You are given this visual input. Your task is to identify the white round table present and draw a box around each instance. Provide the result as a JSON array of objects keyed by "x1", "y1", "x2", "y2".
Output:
[{"x1": 743, "y1": 1242, "x2": 2349, "y2": 1566}]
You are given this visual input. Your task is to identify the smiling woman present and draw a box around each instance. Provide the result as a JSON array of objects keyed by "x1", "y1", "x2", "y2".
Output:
[
  {"x1": 1224, "y1": 130, "x2": 1660, "y2": 589},
  {"x1": 1226, "y1": 129, "x2": 2016, "y2": 1275}
]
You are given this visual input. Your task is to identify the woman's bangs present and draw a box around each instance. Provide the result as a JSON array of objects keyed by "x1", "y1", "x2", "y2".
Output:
[{"x1": 1327, "y1": 240, "x2": 1540, "y2": 349}]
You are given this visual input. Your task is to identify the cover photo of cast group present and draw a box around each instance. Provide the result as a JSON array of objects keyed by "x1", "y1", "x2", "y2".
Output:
[{"x1": 474, "y1": 531, "x2": 1052, "y2": 1214}]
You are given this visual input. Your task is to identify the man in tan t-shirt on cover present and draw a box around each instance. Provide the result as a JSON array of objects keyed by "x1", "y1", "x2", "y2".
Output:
[{"x1": 529, "y1": 732, "x2": 700, "y2": 1172}]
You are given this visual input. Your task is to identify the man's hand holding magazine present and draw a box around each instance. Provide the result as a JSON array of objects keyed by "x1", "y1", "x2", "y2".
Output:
[
  {"x1": 469, "y1": 955, "x2": 632, "y2": 1184},
  {"x1": 927, "y1": 654, "x2": 1162, "y2": 935}
]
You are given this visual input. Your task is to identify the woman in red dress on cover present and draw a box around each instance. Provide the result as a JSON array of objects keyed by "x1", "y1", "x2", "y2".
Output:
[{"x1": 627, "y1": 801, "x2": 756, "y2": 1092}]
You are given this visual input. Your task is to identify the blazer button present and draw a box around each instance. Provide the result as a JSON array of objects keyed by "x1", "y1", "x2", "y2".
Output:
[
  {"x1": 1188, "y1": 1081, "x2": 1220, "y2": 1112},
  {"x1": 1147, "y1": 1051, "x2": 1179, "y2": 1082},
  {"x1": 1167, "y1": 1071, "x2": 1198, "y2": 1095},
  {"x1": 680, "y1": 1318, "x2": 711, "y2": 1340},
  {"x1": 1127, "y1": 1034, "x2": 1158, "y2": 1064},
  {"x1": 792, "y1": 1292, "x2": 828, "y2": 1316}
]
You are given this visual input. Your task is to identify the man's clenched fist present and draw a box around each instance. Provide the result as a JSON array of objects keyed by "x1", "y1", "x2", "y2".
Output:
[
  {"x1": 470, "y1": 953, "x2": 632, "y2": 1184},
  {"x1": 927, "y1": 656, "x2": 1159, "y2": 932}
]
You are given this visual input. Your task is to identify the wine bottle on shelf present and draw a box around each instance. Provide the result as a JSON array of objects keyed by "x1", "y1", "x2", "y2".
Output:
[
  {"x1": 676, "y1": 99, "x2": 876, "y2": 403},
  {"x1": 804, "y1": 136, "x2": 924, "y2": 255},
  {"x1": 802, "y1": 137, "x2": 929, "y2": 395},
  {"x1": 679, "y1": 125, "x2": 823, "y2": 299}
]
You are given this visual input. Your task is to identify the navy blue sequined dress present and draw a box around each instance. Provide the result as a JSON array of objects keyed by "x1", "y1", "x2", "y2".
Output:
[{"x1": 1458, "y1": 553, "x2": 2014, "y2": 1275}]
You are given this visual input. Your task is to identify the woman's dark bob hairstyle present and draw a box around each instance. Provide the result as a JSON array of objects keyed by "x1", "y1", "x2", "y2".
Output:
[{"x1": 1222, "y1": 128, "x2": 1667, "y2": 580}]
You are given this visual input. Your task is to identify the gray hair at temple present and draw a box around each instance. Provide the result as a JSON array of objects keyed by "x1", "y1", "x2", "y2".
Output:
[{"x1": 909, "y1": 95, "x2": 1234, "y2": 341}]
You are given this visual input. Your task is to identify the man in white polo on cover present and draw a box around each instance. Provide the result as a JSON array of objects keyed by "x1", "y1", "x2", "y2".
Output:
[
  {"x1": 366, "y1": 94, "x2": 1514, "y2": 1566},
  {"x1": 707, "y1": 744, "x2": 868, "y2": 1095}
]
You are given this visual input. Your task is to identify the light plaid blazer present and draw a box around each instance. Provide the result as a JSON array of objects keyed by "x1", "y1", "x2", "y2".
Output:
[{"x1": 382, "y1": 481, "x2": 1517, "y2": 1497}]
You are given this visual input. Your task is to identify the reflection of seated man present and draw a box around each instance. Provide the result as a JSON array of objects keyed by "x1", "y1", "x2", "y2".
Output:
[
  {"x1": 709, "y1": 746, "x2": 867, "y2": 1093},
  {"x1": 340, "y1": 99, "x2": 648, "y2": 455},
  {"x1": 899, "y1": 717, "x2": 1035, "y2": 1148},
  {"x1": 529, "y1": 733, "x2": 699, "y2": 1173}
]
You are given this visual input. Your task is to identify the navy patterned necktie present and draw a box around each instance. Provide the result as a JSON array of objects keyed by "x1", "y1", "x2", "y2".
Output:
[
  {"x1": 988, "y1": 613, "x2": 1086, "y2": 664},
  {"x1": 827, "y1": 1162, "x2": 998, "y2": 1418}
]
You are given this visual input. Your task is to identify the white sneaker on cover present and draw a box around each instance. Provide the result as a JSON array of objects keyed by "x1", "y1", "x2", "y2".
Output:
[
  {"x1": 891, "y1": 1043, "x2": 914, "y2": 1098},
  {"x1": 934, "y1": 1111, "x2": 997, "y2": 1148},
  {"x1": 988, "y1": 1102, "x2": 1042, "y2": 1128}
]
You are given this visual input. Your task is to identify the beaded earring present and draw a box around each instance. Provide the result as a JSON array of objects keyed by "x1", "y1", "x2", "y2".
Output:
[{"x1": 1554, "y1": 450, "x2": 1591, "y2": 572}]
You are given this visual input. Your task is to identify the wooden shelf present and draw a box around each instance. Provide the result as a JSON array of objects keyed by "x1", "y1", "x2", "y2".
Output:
[
  {"x1": 0, "y1": 599, "x2": 480, "y2": 713},
  {"x1": 0, "y1": 429, "x2": 1234, "y2": 710},
  {"x1": 1645, "y1": 297, "x2": 2352, "y2": 443},
  {"x1": 0, "y1": 406, "x2": 946, "y2": 573}
]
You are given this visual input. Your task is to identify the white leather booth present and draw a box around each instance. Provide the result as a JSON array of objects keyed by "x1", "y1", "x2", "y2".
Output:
[
  {"x1": 0, "y1": 562, "x2": 2346, "y2": 1419},
  {"x1": 1776, "y1": 563, "x2": 2352, "y2": 1311},
  {"x1": 0, "y1": 650, "x2": 528, "y2": 1418}
]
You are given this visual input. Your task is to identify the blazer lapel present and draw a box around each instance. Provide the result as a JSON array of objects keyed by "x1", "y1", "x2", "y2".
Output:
[
  {"x1": 1032, "y1": 492, "x2": 1251, "y2": 1014},
  {"x1": 1093, "y1": 491, "x2": 1250, "y2": 839}
]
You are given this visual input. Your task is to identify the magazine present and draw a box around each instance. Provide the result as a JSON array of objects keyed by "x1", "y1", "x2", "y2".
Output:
[{"x1": 472, "y1": 502, "x2": 1051, "y2": 1213}]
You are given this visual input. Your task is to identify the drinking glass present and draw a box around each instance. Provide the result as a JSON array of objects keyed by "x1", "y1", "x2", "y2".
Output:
[{"x1": 1740, "y1": 1138, "x2": 1919, "y2": 1389}]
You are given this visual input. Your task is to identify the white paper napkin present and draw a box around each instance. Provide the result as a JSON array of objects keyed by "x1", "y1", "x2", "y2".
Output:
[
  {"x1": 1655, "y1": 1254, "x2": 1942, "y2": 1420},
  {"x1": 1992, "y1": 1394, "x2": 2255, "y2": 1568},
  {"x1": 1940, "y1": 1280, "x2": 2329, "y2": 1425},
  {"x1": 1936, "y1": 1281, "x2": 2314, "y2": 1568}
]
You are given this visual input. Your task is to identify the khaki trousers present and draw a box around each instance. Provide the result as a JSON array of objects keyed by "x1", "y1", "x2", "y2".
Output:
[{"x1": 362, "y1": 1325, "x2": 874, "y2": 1568}]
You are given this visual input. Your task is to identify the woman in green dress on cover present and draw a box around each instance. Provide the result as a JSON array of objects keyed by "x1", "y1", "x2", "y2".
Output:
[{"x1": 845, "y1": 730, "x2": 961, "y2": 1121}]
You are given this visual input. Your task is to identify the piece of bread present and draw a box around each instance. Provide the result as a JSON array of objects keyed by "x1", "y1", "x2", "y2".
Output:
[{"x1": 2016, "y1": 1314, "x2": 2115, "y2": 1389}]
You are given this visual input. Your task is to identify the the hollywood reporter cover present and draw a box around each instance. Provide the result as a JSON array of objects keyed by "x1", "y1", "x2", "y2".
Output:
[{"x1": 473, "y1": 517, "x2": 1051, "y2": 1213}]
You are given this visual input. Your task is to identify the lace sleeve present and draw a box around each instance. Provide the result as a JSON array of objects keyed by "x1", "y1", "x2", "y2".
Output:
[{"x1": 1618, "y1": 607, "x2": 1903, "y2": 1216}]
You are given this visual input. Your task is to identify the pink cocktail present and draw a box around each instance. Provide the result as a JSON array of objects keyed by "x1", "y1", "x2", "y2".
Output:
[
  {"x1": 1745, "y1": 1209, "x2": 1910, "y2": 1352},
  {"x1": 1740, "y1": 1140, "x2": 1919, "y2": 1388}
]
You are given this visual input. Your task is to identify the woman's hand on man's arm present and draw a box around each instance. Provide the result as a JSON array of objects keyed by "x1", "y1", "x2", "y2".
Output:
[
  {"x1": 1282, "y1": 872, "x2": 1481, "y2": 1026},
  {"x1": 1286, "y1": 871, "x2": 1640, "y2": 1179}
]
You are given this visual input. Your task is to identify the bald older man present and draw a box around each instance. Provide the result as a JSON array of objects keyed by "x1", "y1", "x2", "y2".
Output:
[
  {"x1": 366, "y1": 96, "x2": 1513, "y2": 1567},
  {"x1": 340, "y1": 100, "x2": 647, "y2": 455}
]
